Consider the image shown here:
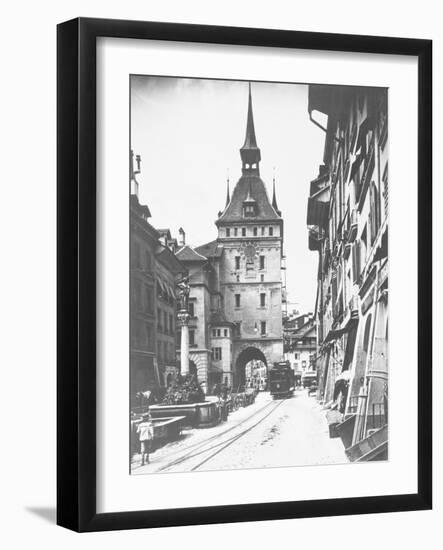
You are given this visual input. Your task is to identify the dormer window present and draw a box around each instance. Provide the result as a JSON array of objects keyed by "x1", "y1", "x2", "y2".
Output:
[{"x1": 243, "y1": 204, "x2": 256, "y2": 217}]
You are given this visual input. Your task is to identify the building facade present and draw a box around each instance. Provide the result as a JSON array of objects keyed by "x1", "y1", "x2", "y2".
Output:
[
  {"x1": 307, "y1": 85, "x2": 388, "y2": 459},
  {"x1": 130, "y1": 155, "x2": 186, "y2": 406},
  {"x1": 176, "y1": 84, "x2": 285, "y2": 392},
  {"x1": 283, "y1": 313, "x2": 316, "y2": 378}
]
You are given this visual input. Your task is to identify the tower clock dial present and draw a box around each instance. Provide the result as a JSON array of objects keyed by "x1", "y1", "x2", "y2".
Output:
[{"x1": 240, "y1": 241, "x2": 257, "y2": 261}]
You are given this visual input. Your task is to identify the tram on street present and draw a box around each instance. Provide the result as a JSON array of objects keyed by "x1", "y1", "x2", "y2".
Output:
[{"x1": 269, "y1": 361, "x2": 295, "y2": 399}]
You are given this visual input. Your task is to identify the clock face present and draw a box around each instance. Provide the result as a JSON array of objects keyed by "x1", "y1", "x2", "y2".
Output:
[{"x1": 244, "y1": 244, "x2": 256, "y2": 260}]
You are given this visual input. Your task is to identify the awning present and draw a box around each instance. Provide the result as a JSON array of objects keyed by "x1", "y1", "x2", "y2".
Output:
[
  {"x1": 323, "y1": 316, "x2": 358, "y2": 345},
  {"x1": 323, "y1": 327, "x2": 347, "y2": 344}
]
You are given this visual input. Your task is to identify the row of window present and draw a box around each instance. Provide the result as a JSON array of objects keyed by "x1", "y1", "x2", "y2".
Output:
[
  {"x1": 157, "y1": 308, "x2": 174, "y2": 335},
  {"x1": 225, "y1": 227, "x2": 274, "y2": 238},
  {"x1": 132, "y1": 280, "x2": 153, "y2": 313},
  {"x1": 184, "y1": 321, "x2": 269, "y2": 351},
  {"x1": 132, "y1": 279, "x2": 177, "y2": 313},
  {"x1": 234, "y1": 293, "x2": 267, "y2": 308},
  {"x1": 132, "y1": 241, "x2": 152, "y2": 271},
  {"x1": 131, "y1": 321, "x2": 179, "y2": 362},
  {"x1": 234, "y1": 255, "x2": 266, "y2": 270},
  {"x1": 212, "y1": 328, "x2": 229, "y2": 338}
]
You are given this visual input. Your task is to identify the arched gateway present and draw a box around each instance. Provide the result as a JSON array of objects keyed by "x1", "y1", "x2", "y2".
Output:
[{"x1": 234, "y1": 346, "x2": 268, "y2": 390}]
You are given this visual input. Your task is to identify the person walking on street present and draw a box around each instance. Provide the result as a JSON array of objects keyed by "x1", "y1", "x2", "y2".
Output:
[{"x1": 137, "y1": 411, "x2": 154, "y2": 465}]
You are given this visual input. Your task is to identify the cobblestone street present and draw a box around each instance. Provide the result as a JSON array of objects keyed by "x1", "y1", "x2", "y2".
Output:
[{"x1": 133, "y1": 390, "x2": 347, "y2": 474}]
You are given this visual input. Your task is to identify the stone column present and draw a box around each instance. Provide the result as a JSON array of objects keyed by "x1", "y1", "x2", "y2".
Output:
[{"x1": 178, "y1": 311, "x2": 190, "y2": 376}]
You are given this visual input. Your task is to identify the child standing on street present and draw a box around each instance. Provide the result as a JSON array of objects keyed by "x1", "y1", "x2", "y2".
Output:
[{"x1": 137, "y1": 411, "x2": 154, "y2": 465}]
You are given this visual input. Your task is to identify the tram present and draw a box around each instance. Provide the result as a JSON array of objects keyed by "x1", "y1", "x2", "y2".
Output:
[{"x1": 269, "y1": 361, "x2": 295, "y2": 399}]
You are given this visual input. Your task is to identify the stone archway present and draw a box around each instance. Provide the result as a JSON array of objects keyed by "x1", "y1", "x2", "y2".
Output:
[
  {"x1": 188, "y1": 351, "x2": 210, "y2": 394},
  {"x1": 234, "y1": 346, "x2": 268, "y2": 391}
]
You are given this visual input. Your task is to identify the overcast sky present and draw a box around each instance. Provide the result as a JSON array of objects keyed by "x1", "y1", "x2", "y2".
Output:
[{"x1": 131, "y1": 76, "x2": 326, "y2": 314}]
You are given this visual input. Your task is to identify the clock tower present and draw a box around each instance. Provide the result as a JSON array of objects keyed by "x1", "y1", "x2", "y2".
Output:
[{"x1": 215, "y1": 83, "x2": 284, "y2": 387}]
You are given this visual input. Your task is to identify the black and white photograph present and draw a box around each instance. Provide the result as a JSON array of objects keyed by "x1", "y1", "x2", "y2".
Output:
[
  {"x1": 0, "y1": 1, "x2": 435, "y2": 543},
  {"x1": 129, "y1": 76, "x2": 389, "y2": 474}
]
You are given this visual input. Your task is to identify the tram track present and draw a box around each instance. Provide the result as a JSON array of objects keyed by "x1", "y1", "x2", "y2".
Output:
[{"x1": 156, "y1": 398, "x2": 285, "y2": 473}]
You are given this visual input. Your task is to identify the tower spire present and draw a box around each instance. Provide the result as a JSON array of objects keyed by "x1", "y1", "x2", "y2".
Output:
[{"x1": 240, "y1": 82, "x2": 261, "y2": 175}]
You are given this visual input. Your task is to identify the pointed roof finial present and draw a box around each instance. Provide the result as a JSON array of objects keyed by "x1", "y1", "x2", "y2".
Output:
[
  {"x1": 242, "y1": 82, "x2": 258, "y2": 149},
  {"x1": 240, "y1": 82, "x2": 261, "y2": 173},
  {"x1": 272, "y1": 167, "x2": 281, "y2": 216},
  {"x1": 225, "y1": 172, "x2": 231, "y2": 207}
]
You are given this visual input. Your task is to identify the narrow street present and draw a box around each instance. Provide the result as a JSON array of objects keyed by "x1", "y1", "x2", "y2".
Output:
[{"x1": 133, "y1": 390, "x2": 348, "y2": 475}]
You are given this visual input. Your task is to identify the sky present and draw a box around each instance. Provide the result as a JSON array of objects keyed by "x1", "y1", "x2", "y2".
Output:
[{"x1": 131, "y1": 76, "x2": 326, "y2": 314}]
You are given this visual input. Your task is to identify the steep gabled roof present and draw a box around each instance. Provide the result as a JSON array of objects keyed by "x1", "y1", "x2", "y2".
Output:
[
  {"x1": 195, "y1": 240, "x2": 224, "y2": 258},
  {"x1": 175, "y1": 245, "x2": 207, "y2": 262},
  {"x1": 217, "y1": 175, "x2": 281, "y2": 224},
  {"x1": 155, "y1": 244, "x2": 186, "y2": 275}
]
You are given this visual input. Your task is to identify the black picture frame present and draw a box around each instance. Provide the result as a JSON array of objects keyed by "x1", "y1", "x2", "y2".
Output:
[{"x1": 57, "y1": 17, "x2": 432, "y2": 532}]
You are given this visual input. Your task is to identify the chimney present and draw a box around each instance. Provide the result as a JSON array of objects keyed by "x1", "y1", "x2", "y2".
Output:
[{"x1": 178, "y1": 227, "x2": 186, "y2": 247}]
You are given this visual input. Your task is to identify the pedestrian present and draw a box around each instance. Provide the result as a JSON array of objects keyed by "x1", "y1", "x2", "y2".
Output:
[{"x1": 137, "y1": 411, "x2": 154, "y2": 465}]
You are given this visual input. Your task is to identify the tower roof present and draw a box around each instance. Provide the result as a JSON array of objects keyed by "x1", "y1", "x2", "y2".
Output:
[
  {"x1": 241, "y1": 83, "x2": 258, "y2": 150},
  {"x1": 217, "y1": 83, "x2": 282, "y2": 225},
  {"x1": 217, "y1": 175, "x2": 281, "y2": 224},
  {"x1": 272, "y1": 177, "x2": 282, "y2": 216},
  {"x1": 240, "y1": 83, "x2": 261, "y2": 172},
  {"x1": 244, "y1": 182, "x2": 256, "y2": 203}
]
